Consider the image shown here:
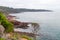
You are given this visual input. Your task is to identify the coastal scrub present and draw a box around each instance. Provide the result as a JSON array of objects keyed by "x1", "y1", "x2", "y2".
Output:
[{"x1": 0, "y1": 12, "x2": 14, "y2": 33}]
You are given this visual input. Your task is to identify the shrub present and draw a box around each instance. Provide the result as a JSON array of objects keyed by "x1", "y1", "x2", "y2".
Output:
[{"x1": 0, "y1": 12, "x2": 14, "y2": 33}]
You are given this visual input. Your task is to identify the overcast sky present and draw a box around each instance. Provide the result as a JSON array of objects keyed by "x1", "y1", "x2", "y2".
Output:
[{"x1": 0, "y1": 0, "x2": 60, "y2": 10}]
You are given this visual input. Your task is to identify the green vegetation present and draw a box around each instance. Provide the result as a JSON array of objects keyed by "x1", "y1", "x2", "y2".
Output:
[
  {"x1": 21, "y1": 35, "x2": 33, "y2": 40},
  {"x1": 6, "y1": 33, "x2": 33, "y2": 40},
  {"x1": 10, "y1": 33, "x2": 21, "y2": 40},
  {"x1": 0, "y1": 12, "x2": 14, "y2": 33},
  {"x1": 0, "y1": 38, "x2": 5, "y2": 40}
]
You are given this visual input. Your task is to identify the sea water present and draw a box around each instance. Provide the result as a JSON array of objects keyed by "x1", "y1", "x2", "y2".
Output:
[{"x1": 10, "y1": 11, "x2": 60, "y2": 40}]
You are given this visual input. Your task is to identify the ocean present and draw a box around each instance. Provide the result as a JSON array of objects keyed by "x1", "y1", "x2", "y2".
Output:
[{"x1": 10, "y1": 11, "x2": 60, "y2": 40}]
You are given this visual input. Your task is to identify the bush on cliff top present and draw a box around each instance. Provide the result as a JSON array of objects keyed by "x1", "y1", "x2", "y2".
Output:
[{"x1": 0, "y1": 12, "x2": 14, "y2": 33}]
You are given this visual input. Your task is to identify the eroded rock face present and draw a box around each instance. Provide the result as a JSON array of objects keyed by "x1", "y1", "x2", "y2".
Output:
[
  {"x1": 0, "y1": 25, "x2": 5, "y2": 37},
  {"x1": 11, "y1": 20, "x2": 29, "y2": 29}
]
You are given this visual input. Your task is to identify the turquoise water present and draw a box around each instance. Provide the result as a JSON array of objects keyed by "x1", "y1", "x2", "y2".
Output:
[{"x1": 10, "y1": 12, "x2": 60, "y2": 40}]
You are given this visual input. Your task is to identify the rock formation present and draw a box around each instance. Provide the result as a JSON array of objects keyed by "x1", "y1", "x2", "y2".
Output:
[{"x1": 0, "y1": 23, "x2": 5, "y2": 38}]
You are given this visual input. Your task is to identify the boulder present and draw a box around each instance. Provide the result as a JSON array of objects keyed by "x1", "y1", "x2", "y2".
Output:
[{"x1": 0, "y1": 25, "x2": 5, "y2": 37}]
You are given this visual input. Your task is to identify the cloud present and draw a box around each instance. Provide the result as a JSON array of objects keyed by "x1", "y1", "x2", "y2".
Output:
[{"x1": 0, "y1": 0, "x2": 60, "y2": 9}]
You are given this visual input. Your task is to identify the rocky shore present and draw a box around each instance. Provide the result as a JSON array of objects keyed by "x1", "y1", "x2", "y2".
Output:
[{"x1": 0, "y1": 11, "x2": 40, "y2": 40}]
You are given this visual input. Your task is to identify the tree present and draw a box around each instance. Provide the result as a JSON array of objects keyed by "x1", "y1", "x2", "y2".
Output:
[{"x1": 0, "y1": 12, "x2": 14, "y2": 33}]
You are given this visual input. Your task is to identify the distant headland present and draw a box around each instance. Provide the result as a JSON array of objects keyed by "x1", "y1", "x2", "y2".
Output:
[{"x1": 0, "y1": 6, "x2": 52, "y2": 13}]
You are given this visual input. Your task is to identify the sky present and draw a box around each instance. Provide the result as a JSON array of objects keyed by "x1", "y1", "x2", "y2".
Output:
[{"x1": 0, "y1": 0, "x2": 60, "y2": 10}]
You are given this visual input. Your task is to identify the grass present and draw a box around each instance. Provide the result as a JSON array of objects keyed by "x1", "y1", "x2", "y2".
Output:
[
  {"x1": 0, "y1": 38, "x2": 5, "y2": 40},
  {"x1": 21, "y1": 35, "x2": 33, "y2": 40}
]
